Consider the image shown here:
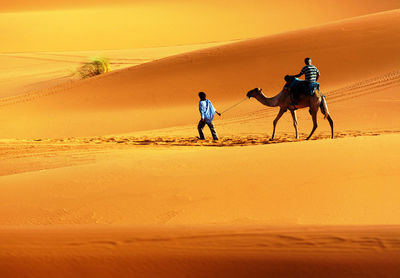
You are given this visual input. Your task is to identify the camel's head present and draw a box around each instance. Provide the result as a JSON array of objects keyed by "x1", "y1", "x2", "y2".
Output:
[{"x1": 247, "y1": 88, "x2": 262, "y2": 99}]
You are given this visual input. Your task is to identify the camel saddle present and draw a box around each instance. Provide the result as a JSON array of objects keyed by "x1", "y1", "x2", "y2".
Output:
[{"x1": 284, "y1": 75, "x2": 320, "y2": 105}]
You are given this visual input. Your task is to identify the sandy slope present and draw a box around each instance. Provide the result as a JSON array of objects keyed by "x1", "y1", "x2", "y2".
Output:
[
  {"x1": 2, "y1": 1, "x2": 399, "y2": 52},
  {"x1": 1, "y1": 134, "x2": 399, "y2": 225},
  {"x1": 0, "y1": 8, "x2": 400, "y2": 278},
  {"x1": 0, "y1": 225, "x2": 399, "y2": 278},
  {"x1": 0, "y1": 9, "x2": 399, "y2": 138},
  {"x1": 1, "y1": 133, "x2": 400, "y2": 277},
  {"x1": 0, "y1": 41, "x2": 234, "y2": 98}
]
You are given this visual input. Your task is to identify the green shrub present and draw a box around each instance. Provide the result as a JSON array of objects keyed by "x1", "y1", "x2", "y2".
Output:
[{"x1": 78, "y1": 57, "x2": 110, "y2": 79}]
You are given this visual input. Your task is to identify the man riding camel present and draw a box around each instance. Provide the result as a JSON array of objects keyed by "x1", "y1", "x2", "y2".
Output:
[
  {"x1": 293, "y1": 57, "x2": 320, "y2": 83},
  {"x1": 286, "y1": 57, "x2": 320, "y2": 105}
]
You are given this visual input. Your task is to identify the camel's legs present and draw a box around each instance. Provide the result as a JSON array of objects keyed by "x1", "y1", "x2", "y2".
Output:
[
  {"x1": 327, "y1": 115, "x2": 334, "y2": 139},
  {"x1": 290, "y1": 109, "x2": 299, "y2": 139},
  {"x1": 306, "y1": 110, "x2": 318, "y2": 140},
  {"x1": 271, "y1": 108, "x2": 286, "y2": 140}
]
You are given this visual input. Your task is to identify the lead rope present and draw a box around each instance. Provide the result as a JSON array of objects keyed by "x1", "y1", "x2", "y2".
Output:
[{"x1": 220, "y1": 97, "x2": 248, "y2": 115}]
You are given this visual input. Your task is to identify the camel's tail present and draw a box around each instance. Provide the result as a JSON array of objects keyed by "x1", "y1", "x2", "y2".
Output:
[{"x1": 320, "y1": 94, "x2": 334, "y2": 139}]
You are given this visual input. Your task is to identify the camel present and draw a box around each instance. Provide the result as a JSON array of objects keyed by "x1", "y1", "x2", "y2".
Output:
[{"x1": 246, "y1": 86, "x2": 334, "y2": 140}]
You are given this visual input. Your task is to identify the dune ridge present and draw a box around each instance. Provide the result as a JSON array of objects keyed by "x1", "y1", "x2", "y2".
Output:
[
  {"x1": 0, "y1": 225, "x2": 399, "y2": 278},
  {"x1": 0, "y1": 9, "x2": 399, "y2": 139},
  {"x1": 0, "y1": 41, "x2": 236, "y2": 99},
  {"x1": 0, "y1": 7, "x2": 399, "y2": 278},
  {"x1": 0, "y1": 129, "x2": 398, "y2": 177},
  {"x1": 2, "y1": 1, "x2": 399, "y2": 53},
  {"x1": 1, "y1": 132, "x2": 399, "y2": 226}
]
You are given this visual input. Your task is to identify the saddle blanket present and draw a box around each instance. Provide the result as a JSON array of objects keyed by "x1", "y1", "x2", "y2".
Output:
[{"x1": 285, "y1": 77, "x2": 319, "y2": 96}]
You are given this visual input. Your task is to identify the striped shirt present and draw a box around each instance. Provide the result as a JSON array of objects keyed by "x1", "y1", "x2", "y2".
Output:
[{"x1": 300, "y1": 65, "x2": 320, "y2": 82}]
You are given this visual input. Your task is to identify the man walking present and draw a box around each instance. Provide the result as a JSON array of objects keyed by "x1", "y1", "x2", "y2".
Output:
[{"x1": 197, "y1": 92, "x2": 220, "y2": 140}]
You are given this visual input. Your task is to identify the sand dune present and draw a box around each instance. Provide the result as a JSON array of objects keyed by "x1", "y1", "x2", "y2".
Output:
[
  {"x1": 1, "y1": 132, "x2": 400, "y2": 277},
  {"x1": 1, "y1": 133, "x2": 399, "y2": 225},
  {"x1": 1, "y1": 7, "x2": 399, "y2": 278},
  {"x1": 0, "y1": 225, "x2": 399, "y2": 278},
  {"x1": 2, "y1": 1, "x2": 399, "y2": 52},
  {"x1": 0, "y1": 41, "x2": 234, "y2": 98},
  {"x1": 0, "y1": 9, "x2": 399, "y2": 138}
]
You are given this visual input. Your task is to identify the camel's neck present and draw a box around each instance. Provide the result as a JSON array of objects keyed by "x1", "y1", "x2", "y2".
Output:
[{"x1": 254, "y1": 91, "x2": 281, "y2": 107}]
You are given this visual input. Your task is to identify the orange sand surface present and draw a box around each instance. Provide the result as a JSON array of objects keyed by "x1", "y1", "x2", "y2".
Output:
[
  {"x1": 0, "y1": 9, "x2": 399, "y2": 138},
  {"x1": 1, "y1": 134, "x2": 400, "y2": 225},
  {"x1": 0, "y1": 225, "x2": 399, "y2": 278},
  {"x1": 0, "y1": 5, "x2": 400, "y2": 278},
  {"x1": 1, "y1": 134, "x2": 400, "y2": 277},
  {"x1": 0, "y1": 41, "x2": 236, "y2": 98},
  {"x1": 2, "y1": 1, "x2": 399, "y2": 52}
]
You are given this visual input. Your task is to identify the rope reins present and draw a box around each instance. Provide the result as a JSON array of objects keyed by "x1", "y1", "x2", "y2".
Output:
[{"x1": 220, "y1": 97, "x2": 248, "y2": 115}]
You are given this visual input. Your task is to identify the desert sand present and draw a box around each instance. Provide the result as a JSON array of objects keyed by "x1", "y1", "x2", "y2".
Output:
[
  {"x1": 1, "y1": 9, "x2": 400, "y2": 138},
  {"x1": 0, "y1": 3, "x2": 399, "y2": 278},
  {"x1": 0, "y1": 41, "x2": 237, "y2": 99},
  {"x1": 2, "y1": 1, "x2": 400, "y2": 52}
]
